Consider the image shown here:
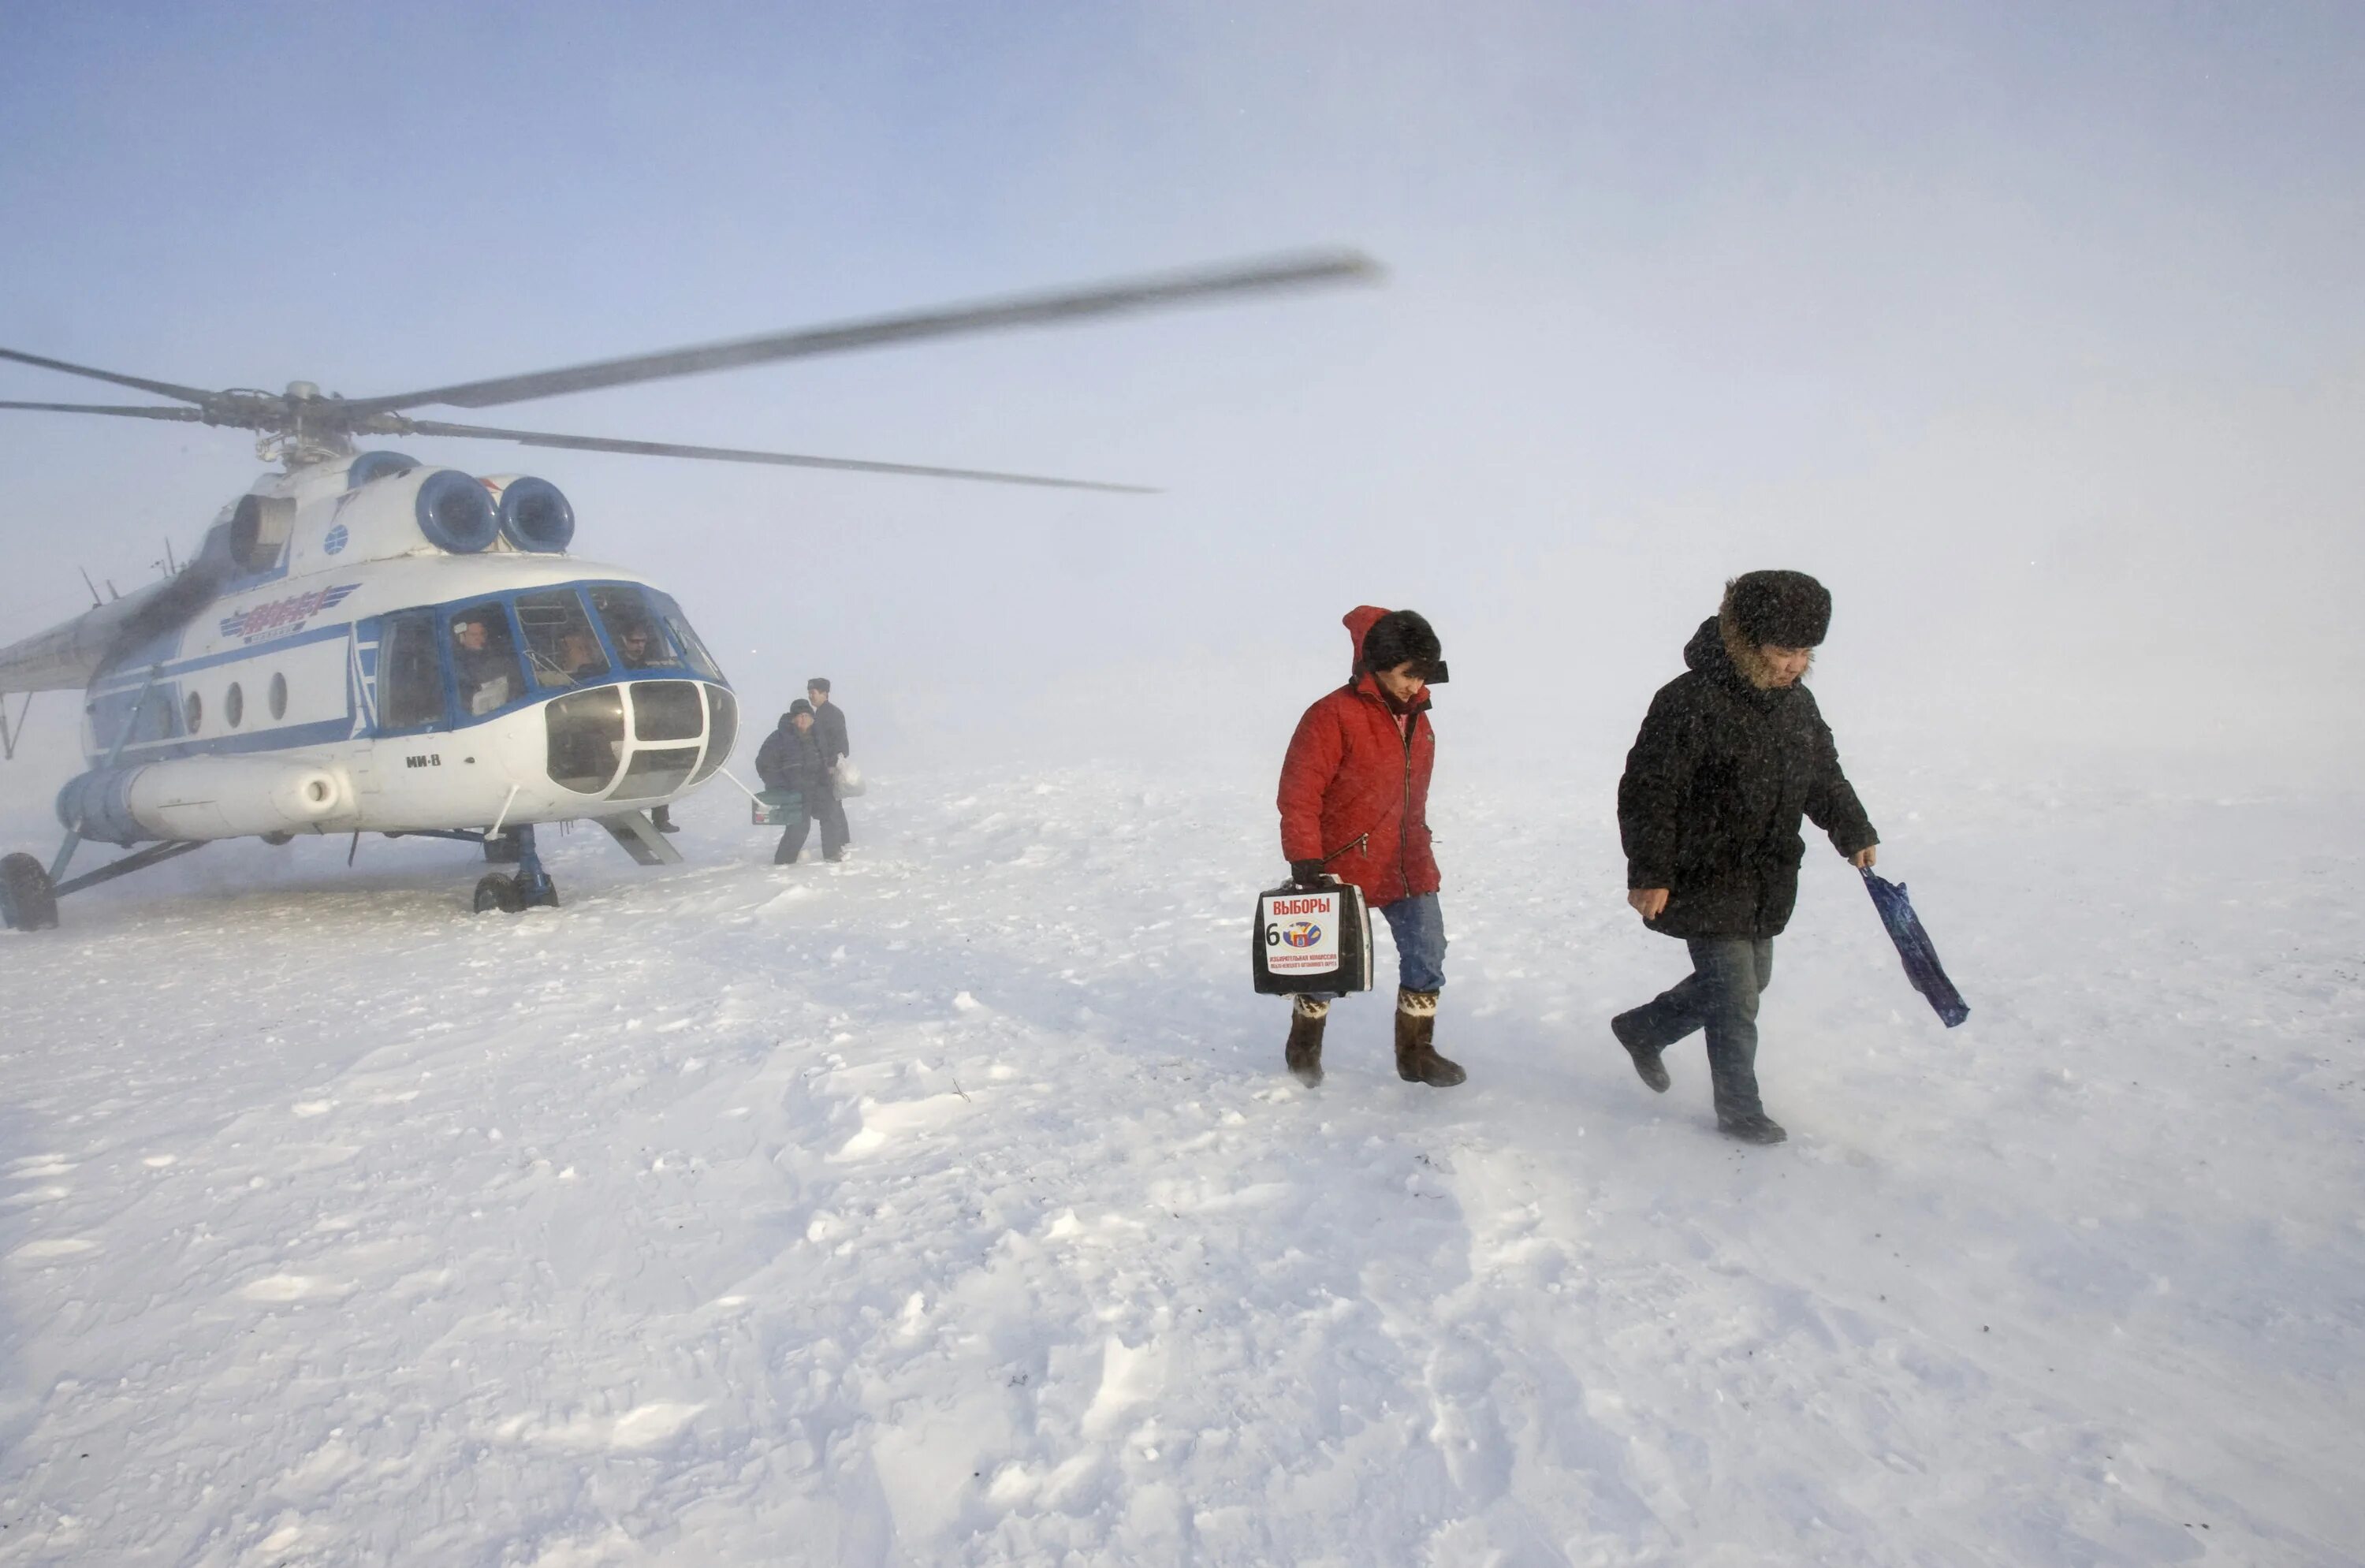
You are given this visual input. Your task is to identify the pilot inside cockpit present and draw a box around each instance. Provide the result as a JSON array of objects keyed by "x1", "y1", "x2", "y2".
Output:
[
  {"x1": 587, "y1": 586, "x2": 689, "y2": 675},
  {"x1": 613, "y1": 619, "x2": 685, "y2": 672},
  {"x1": 451, "y1": 607, "x2": 523, "y2": 716},
  {"x1": 561, "y1": 632, "x2": 605, "y2": 680}
]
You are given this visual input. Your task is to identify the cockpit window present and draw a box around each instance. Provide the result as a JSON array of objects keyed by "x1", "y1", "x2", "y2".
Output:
[
  {"x1": 546, "y1": 687, "x2": 626, "y2": 794},
  {"x1": 588, "y1": 586, "x2": 686, "y2": 672},
  {"x1": 516, "y1": 588, "x2": 609, "y2": 688},
  {"x1": 449, "y1": 602, "x2": 523, "y2": 717},
  {"x1": 379, "y1": 612, "x2": 444, "y2": 729},
  {"x1": 649, "y1": 592, "x2": 724, "y2": 681}
]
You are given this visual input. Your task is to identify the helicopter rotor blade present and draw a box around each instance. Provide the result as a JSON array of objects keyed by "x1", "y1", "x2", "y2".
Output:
[
  {"x1": 343, "y1": 248, "x2": 1380, "y2": 416},
  {"x1": 396, "y1": 418, "x2": 1160, "y2": 494},
  {"x1": 0, "y1": 399, "x2": 207, "y2": 423},
  {"x1": 0, "y1": 348, "x2": 217, "y2": 406}
]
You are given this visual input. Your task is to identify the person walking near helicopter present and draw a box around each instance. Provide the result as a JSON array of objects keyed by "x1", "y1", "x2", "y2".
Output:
[
  {"x1": 806, "y1": 677, "x2": 852, "y2": 850},
  {"x1": 1274, "y1": 606, "x2": 1466, "y2": 1089},
  {"x1": 755, "y1": 700, "x2": 843, "y2": 864},
  {"x1": 1611, "y1": 571, "x2": 1880, "y2": 1145}
]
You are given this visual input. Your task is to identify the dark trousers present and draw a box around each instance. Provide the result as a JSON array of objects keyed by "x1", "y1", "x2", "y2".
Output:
[
  {"x1": 1620, "y1": 937, "x2": 1775, "y2": 1119},
  {"x1": 775, "y1": 790, "x2": 849, "y2": 862}
]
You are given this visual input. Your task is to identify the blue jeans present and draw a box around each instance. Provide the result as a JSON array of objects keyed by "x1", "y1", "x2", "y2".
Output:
[
  {"x1": 1382, "y1": 893, "x2": 1448, "y2": 992},
  {"x1": 1619, "y1": 937, "x2": 1774, "y2": 1118},
  {"x1": 1312, "y1": 892, "x2": 1447, "y2": 999}
]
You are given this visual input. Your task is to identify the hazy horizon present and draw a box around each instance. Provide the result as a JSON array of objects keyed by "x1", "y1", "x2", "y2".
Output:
[{"x1": 6, "y1": 2, "x2": 2360, "y2": 806}]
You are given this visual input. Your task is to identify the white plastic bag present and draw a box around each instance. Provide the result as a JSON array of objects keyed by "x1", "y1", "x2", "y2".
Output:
[{"x1": 831, "y1": 758, "x2": 867, "y2": 799}]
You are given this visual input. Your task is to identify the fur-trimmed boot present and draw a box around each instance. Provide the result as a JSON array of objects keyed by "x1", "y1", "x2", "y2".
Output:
[
  {"x1": 1285, "y1": 996, "x2": 1329, "y2": 1086},
  {"x1": 1394, "y1": 989, "x2": 1466, "y2": 1087}
]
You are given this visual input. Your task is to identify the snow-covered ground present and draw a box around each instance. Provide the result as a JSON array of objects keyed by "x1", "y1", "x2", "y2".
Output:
[{"x1": 2, "y1": 763, "x2": 2360, "y2": 1566}]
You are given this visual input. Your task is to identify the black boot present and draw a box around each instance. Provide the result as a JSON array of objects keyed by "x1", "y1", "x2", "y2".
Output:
[
  {"x1": 1394, "y1": 989, "x2": 1466, "y2": 1087},
  {"x1": 1718, "y1": 1111, "x2": 1787, "y2": 1145},
  {"x1": 1611, "y1": 1009, "x2": 1670, "y2": 1093},
  {"x1": 652, "y1": 805, "x2": 679, "y2": 833},
  {"x1": 1284, "y1": 996, "x2": 1328, "y2": 1086}
]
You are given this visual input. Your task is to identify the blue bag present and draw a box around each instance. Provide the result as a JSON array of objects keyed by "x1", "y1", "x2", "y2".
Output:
[{"x1": 1861, "y1": 867, "x2": 1970, "y2": 1028}]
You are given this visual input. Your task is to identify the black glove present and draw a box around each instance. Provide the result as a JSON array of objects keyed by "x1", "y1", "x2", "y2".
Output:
[{"x1": 1289, "y1": 859, "x2": 1327, "y2": 888}]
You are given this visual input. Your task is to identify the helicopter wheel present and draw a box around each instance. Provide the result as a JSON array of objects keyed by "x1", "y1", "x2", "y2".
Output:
[
  {"x1": 1, "y1": 853, "x2": 60, "y2": 933},
  {"x1": 520, "y1": 876, "x2": 561, "y2": 910},
  {"x1": 260, "y1": 831, "x2": 294, "y2": 847},
  {"x1": 471, "y1": 873, "x2": 527, "y2": 915}
]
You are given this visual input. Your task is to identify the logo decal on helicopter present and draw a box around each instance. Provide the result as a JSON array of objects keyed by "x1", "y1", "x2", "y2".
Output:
[
  {"x1": 322, "y1": 524, "x2": 349, "y2": 555},
  {"x1": 220, "y1": 583, "x2": 360, "y2": 644}
]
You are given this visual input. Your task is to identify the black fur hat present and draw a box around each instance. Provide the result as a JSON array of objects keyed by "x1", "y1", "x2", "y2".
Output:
[
  {"x1": 1726, "y1": 571, "x2": 1832, "y2": 649},
  {"x1": 786, "y1": 698, "x2": 815, "y2": 723},
  {"x1": 806, "y1": 677, "x2": 831, "y2": 694},
  {"x1": 1360, "y1": 609, "x2": 1449, "y2": 683}
]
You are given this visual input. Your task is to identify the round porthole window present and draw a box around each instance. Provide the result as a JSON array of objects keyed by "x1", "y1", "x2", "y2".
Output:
[
  {"x1": 270, "y1": 672, "x2": 289, "y2": 720},
  {"x1": 225, "y1": 682, "x2": 244, "y2": 728},
  {"x1": 184, "y1": 691, "x2": 203, "y2": 733}
]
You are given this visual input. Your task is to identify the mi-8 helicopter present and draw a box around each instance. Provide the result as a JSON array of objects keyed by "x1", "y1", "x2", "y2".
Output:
[{"x1": 0, "y1": 251, "x2": 1376, "y2": 930}]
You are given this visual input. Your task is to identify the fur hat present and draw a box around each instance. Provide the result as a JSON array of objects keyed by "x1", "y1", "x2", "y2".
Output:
[
  {"x1": 1724, "y1": 571, "x2": 1832, "y2": 649},
  {"x1": 1360, "y1": 609, "x2": 1449, "y2": 683},
  {"x1": 806, "y1": 677, "x2": 831, "y2": 694},
  {"x1": 786, "y1": 699, "x2": 815, "y2": 722}
]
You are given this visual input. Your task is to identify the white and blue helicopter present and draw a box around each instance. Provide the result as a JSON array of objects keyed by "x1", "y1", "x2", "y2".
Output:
[{"x1": 0, "y1": 251, "x2": 1375, "y2": 929}]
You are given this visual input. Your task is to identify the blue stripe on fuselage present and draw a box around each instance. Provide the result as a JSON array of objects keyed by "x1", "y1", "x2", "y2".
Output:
[
  {"x1": 94, "y1": 622, "x2": 352, "y2": 691},
  {"x1": 104, "y1": 716, "x2": 357, "y2": 763}
]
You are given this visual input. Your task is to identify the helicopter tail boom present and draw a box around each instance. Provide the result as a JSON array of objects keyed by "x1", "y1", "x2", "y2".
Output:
[{"x1": 0, "y1": 584, "x2": 178, "y2": 695}]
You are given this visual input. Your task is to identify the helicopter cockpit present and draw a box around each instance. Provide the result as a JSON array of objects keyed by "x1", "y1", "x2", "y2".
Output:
[{"x1": 372, "y1": 581, "x2": 736, "y2": 803}]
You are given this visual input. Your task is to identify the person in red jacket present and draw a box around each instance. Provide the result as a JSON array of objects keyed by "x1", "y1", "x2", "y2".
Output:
[{"x1": 1275, "y1": 606, "x2": 1466, "y2": 1089}]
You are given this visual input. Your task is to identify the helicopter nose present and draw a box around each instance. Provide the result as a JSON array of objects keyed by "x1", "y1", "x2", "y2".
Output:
[{"x1": 542, "y1": 679, "x2": 736, "y2": 802}]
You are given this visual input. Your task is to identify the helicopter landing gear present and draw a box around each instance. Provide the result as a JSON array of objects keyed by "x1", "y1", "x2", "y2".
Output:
[
  {"x1": 472, "y1": 873, "x2": 526, "y2": 914},
  {"x1": 1, "y1": 852, "x2": 59, "y2": 932},
  {"x1": 470, "y1": 825, "x2": 558, "y2": 914},
  {"x1": 483, "y1": 829, "x2": 523, "y2": 865},
  {"x1": 471, "y1": 871, "x2": 559, "y2": 912}
]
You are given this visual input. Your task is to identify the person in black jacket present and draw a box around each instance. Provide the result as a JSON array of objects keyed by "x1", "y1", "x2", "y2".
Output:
[
  {"x1": 807, "y1": 678, "x2": 852, "y2": 850},
  {"x1": 1612, "y1": 571, "x2": 1879, "y2": 1145},
  {"x1": 807, "y1": 679, "x2": 849, "y2": 765},
  {"x1": 754, "y1": 701, "x2": 843, "y2": 865}
]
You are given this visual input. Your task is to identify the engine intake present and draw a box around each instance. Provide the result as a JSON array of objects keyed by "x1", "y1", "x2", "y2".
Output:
[
  {"x1": 497, "y1": 477, "x2": 575, "y2": 553},
  {"x1": 415, "y1": 469, "x2": 499, "y2": 553}
]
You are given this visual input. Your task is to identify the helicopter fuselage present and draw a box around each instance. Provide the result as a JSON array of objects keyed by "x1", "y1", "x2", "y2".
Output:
[{"x1": 45, "y1": 452, "x2": 737, "y2": 848}]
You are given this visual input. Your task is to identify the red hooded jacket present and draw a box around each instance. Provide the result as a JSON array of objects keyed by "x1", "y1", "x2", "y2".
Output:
[{"x1": 1276, "y1": 606, "x2": 1439, "y2": 907}]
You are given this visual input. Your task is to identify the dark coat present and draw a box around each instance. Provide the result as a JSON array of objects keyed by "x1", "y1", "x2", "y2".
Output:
[
  {"x1": 1618, "y1": 617, "x2": 1877, "y2": 939},
  {"x1": 1276, "y1": 605, "x2": 1439, "y2": 907},
  {"x1": 756, "y1": 722, "x2": 829, "y2": 795},
  {"x1": 813, "y1": 701, "x2": 850, "y2": 766},
  {"x1": 454, "y1": 643, "x2": 518, "y2": 716}
]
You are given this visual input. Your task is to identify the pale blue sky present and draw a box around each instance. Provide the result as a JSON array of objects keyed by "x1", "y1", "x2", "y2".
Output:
[{"x1": 4, "y1": 2, "x2": 2361, "y2": 784}]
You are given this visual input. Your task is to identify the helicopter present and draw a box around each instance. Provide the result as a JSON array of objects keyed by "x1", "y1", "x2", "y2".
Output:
[{"x1": 0, "y1": 250, "x2": 1377, "y2": 931}]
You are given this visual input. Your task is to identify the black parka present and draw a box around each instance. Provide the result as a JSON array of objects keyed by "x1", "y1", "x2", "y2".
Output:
[
  {"x1": 813, "y1": 702, "x2": 849, "y2": 767},
  {"x1": 1618, "y1": 618, "x2": 1878, "y2": 939},
  {"x1": 755, "y1": 721, "x2": 829, "y2": 796}
]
